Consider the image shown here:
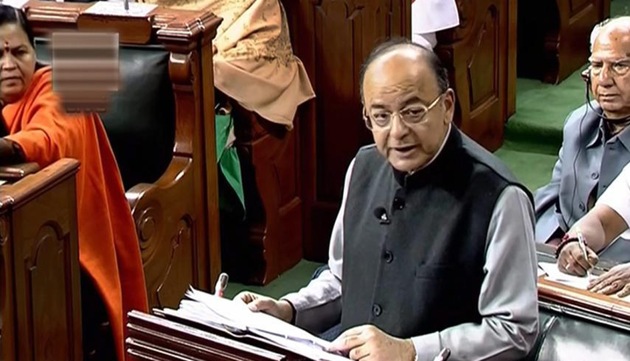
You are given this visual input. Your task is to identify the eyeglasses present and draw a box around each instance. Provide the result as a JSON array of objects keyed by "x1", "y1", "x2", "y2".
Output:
[
  {"x1": 363, "y1": 93, "x2": 443, "y2": 130},
  {"x1": 589, "y1": 58, "x2": 630, "y2": 77}
]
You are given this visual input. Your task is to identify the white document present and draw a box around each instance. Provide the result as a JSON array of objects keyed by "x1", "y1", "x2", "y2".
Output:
[
  {"x1": 165, "y1": 287, "x2": 350, "y2": 361},
  {"x1": 84, "y1": 1, "x2": 157, "y2": 17},
  {"x1": 0, "y1": 0, "x2": 29, "y2": 9},
  {"x1": 538, "y1": 262, "x2": 595, "y2": 289},
  {"x1": 538, "y1": 262, "x2": 630, "y2": 301}
]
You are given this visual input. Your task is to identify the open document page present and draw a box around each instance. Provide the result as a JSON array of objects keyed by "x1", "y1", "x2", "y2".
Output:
[
  {"x1": 159, "y1": 286, "x2": 350, "y2": 361},
  {"x1": 538, "y1": 262, "x2": 630, "y2": 301}
]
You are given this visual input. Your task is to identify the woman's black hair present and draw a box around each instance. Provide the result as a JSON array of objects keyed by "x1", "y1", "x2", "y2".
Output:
[{"x1": 0, "y1": 5, "x2": 35, "y2": 48}]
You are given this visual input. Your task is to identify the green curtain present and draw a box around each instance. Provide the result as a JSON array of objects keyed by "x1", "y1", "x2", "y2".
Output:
[{"x1": 215, "y1": 113, "x2": 245, "y2": 213}]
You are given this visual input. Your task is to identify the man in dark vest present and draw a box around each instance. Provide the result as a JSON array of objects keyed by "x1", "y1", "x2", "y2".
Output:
[{"x1": 236, "y1": 38, "x2": 539, "y2": 360}]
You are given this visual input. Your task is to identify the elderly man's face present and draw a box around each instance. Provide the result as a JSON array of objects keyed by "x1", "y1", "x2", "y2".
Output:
[
  {"x1": 362, "y1": 50, "x2": 454, "y2": 173},
  {"x1": 590, "y1": 29, "x2": 630, "y2": 118}
]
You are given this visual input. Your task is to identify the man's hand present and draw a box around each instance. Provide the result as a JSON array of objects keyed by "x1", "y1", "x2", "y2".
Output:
[
  {"x1": 328, "y1": 325, "x2": 416, "y2": 361},
  {"x1": 588, "y1": 263, "x2": 630, "y2": 297},
  {"x1": 234, "y1": 291, "x2": 294, "y2": 323},
  {"x1": 557, "y1": 242, "x2": 599, "y2": 276}
]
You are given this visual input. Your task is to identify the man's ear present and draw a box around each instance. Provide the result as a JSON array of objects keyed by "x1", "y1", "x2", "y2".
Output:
[{"x1": 442, "y1": 88, "x2": 456, "y2": 123}]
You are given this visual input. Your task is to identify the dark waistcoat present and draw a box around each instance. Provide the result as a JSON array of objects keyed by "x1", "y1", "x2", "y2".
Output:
[{"x1": 340, "y1": 127, "x2": 531, "y2": 337}]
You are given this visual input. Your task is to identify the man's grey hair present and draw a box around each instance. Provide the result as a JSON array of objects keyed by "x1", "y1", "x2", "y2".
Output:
[{"x1": 590, "y1": 16, "x2": 630, "y2": 52}]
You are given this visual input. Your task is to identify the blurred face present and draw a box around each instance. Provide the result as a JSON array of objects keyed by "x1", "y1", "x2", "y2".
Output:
[
  {"x1": 590, "y1": 28, "x2": 630, "y2": 119},
  {"x1": 362, "y1": 49, "x2": 455, "y2": 173},
  {"x1": 0, "y1": 23, "x2": 35, "y2": 104}
]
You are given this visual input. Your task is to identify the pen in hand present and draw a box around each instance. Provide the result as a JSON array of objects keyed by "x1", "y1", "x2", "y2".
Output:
[
  {"x1": 214, "y1": 272, "x2": 229, "y2": 298},
  {"x1": 432, "y1": 348, "x2": 450, "y2": 361},
  {"x1": 576, "y1": 229, "x2": 592, "y2": 276}
]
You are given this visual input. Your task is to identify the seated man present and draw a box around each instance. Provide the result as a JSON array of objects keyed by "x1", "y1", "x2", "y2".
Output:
[
  {"x1": 412, "y1": 0, "x2": 459, "y2": 49},
  {"x1": 236, "y1": 38, "x2": 539, "y2": 360},
  {"x1": 0, "y1": 6, "x2": 147, "y2": 361},
  {"x1": 557, "y1": 162, "x2": 630, "y2": 298},
  {"x1": 535, "y1": 16, "x2": 630, "y2": 262}
]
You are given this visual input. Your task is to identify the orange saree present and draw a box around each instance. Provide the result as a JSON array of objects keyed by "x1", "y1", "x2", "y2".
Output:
[{"x1": 2, "y1": 66, "x2": 148, "y2": 361}]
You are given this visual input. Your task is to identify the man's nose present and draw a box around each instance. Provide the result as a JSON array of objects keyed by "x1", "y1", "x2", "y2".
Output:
[
  {"x1": 389, "y1": 113, "x2": 409, "y2": 138},
  {"x1": 597, "y1": 65, "x2": 614, "y2": 84}
]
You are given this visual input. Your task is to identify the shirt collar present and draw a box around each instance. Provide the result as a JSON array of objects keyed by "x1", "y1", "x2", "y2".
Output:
[
  {"x1": 586, "y1": 104, "x2": 630, "y2": 149},
  {"x1": 587, "y1": 118, "x2": 630, "y2": 150},
  {"x1": 392, "y1": 123, "x2": 458, "y2": 187},
  {"x1": 409, "y1": 123, "x2": 452, "y2": 174}
]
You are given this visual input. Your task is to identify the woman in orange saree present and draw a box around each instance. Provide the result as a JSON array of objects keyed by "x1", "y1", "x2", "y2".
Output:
[{"x1": 0, "y1": 5, "x2": 147, "y2": 360}]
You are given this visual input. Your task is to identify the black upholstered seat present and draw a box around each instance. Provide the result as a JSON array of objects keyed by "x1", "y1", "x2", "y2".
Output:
[{"x1": 34, "y1": 39, "x2": 175, "y2": 190}]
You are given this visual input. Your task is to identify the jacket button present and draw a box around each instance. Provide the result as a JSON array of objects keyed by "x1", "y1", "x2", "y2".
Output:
[
  {"x1": 591, "y1": 172, "x2": 599, "y2": 180},
  {"x1": 372, "y1": 304, "x2": 382, "y2": 316},
  {"x1": 393, "y1": 197, "x2": 405, "y2": 210},
  {"x1": 383, "y1": 250, "x2": 394, "y2": 263},
  {"x1": 579, "y1": 203, "x2": 585, "y2": 211}
]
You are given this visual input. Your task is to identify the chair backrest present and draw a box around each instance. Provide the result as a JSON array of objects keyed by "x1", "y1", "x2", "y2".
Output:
[
  {"x1": 524, "y1": 308, "x2": 630, "y2": 361},
  {"x1": 34, "y1": 39, "x2": 175, "y2": 190}
]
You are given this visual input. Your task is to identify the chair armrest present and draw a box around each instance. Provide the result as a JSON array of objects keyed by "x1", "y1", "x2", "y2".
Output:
[
  {"x1": 126, "y1": 156, "x2": 203, "y2": 309},
  {"x1": 0, "y1": 163, "x2": 40, "y2": 181}
]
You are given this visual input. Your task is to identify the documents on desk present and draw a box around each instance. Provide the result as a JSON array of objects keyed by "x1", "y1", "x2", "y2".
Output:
[
  {"x1": 157, "y1": 287, "x2": 350, "y2": 361},
  {"x1": 538, "y1": 262, "x2": 630, "y2": 301}
]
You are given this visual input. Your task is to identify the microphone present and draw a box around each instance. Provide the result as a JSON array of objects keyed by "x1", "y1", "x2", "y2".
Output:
[{"x1": 374, "y1": 207, "x2": 390, "y2": 225}]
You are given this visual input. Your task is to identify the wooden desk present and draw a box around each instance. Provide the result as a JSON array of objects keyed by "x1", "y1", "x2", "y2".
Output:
[
  {"x1": 537, "y1": 244, "x2": 630, "y2": 331},
  {"x1": 126, "y1": 311, "x2": 307, "y2": 361},
  {"x1": 0, "y1": 159, "x2": 82, "y2": 361}
]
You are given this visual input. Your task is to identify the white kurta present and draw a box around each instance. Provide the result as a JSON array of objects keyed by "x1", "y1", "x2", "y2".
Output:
[
  {"x1": 411, "y1": 0, "x2": 460, "y2": 49},
  {"x1": 597, "y1": 162, "x2": 630, "y2": 238}
]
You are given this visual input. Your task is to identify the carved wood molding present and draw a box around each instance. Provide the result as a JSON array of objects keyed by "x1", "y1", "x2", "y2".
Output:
[
  {"x1": 156, "y1": 9, "x2": 221, "y2": 52},
  {"x1": 23, "y1": 0, "x2": 220, "y2": 48}
]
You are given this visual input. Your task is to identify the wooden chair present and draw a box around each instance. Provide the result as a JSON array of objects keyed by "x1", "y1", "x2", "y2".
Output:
[{"x1": 23, "y1": 0, "x2": 221, "y2": 310}]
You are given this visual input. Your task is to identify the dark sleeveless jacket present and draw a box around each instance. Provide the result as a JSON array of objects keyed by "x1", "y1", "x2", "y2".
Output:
[{"x1": 340, "y1": 127, "x2": 531, "y2": 337}]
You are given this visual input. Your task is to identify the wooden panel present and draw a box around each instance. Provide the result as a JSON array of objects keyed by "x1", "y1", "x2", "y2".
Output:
[
  {"x1": 507, "y1": 0, "x2": 516, "y2": 117},
  {"x1": 285, "y1": 0, "x2": 411, "y2": 262},
  {"x1": 436, "y1": 0, "x2": 511, "y2": 152},
  {"x1": 230, "y1": 109, "x2": 304, "y2": 284},
  {"x1": 518, "y1": 0, "x2": 610, "y2": 84},
  {"x1": 1, "y1": 159, "x2": 82, "y2": 361}
]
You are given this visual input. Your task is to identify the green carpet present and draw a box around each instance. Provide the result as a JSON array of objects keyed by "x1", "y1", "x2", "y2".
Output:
[
  {"x1": 225, "y1": 0, "x2": 630, "y2": 299},
  {"x1": 225, "y1": 260, "x2": 322, "y2": 299}
]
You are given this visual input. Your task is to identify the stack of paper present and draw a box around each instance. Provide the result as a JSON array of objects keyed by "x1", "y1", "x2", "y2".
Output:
[{"x1": 159, "y1": 287, "x2": 350, "y2": 361}]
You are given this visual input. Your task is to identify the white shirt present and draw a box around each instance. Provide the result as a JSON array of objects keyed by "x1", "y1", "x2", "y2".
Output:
[
  {"x1": 597, "y1": 162, "x2": 630, "y2": 237},
  {"x1": 411, "y1": 0, "x2": 460, "y2": 48},
  {"x1": 282, "y1": 148, "x2": 540, "y2": 360}
]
